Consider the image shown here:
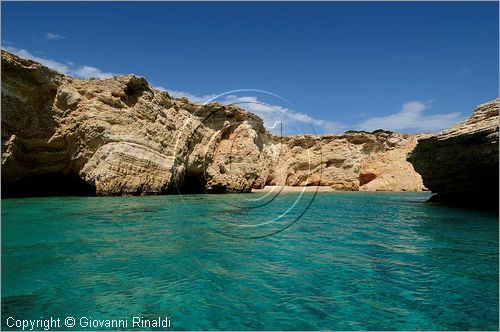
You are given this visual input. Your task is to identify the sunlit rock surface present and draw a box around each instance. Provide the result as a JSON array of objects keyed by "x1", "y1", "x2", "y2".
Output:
[{"x1": 1, "y1": 50, "x2": 424, "y2": 196}]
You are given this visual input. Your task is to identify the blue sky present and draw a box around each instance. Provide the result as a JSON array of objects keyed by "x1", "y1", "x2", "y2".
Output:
[{"x1": 2, "y1": 2, "x2": 498, "y2": 134}]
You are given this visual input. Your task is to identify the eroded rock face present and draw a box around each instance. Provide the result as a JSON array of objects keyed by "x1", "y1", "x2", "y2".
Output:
[
  {"x1": 408, "y1": 99, "x2": 499, "y2": 208},
  {"x1": 1, "y1": 50, "x2": 424, "y2": 196},
  {"x1": 261, "y1": 133, "x2": 425, "y2": 191},
  {"x1": 1, "y1": 51, "x2": 268, "y2": 196}
]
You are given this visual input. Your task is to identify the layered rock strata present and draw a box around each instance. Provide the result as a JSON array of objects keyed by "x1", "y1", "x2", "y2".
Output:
[
  {"x1": 261, "y1": 133, "x2": 424, "y2": 191},
  {"x1": 408, "y1": 99, "x2": 499, "y2": 209},
  {"x1": 1, "y1": 51, "x2": 424, "y2": 197}
]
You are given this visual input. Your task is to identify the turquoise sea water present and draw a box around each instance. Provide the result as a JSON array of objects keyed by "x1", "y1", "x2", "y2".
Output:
[{"x1": 1, "y1": 192, "x2": 498, "y2": 330}]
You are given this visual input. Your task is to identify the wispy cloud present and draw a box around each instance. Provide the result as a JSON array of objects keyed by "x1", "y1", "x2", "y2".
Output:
[
  {"x1": 3, "y1": 46, "x2": 116, "y2": 79},
  {"x1": 164, "y1": 89, "x2": 217, "y2": 104},
  {"x1": 43, "y1": 32, "x2": 66, "y2": 41},
  {"x1": 163, "y1": 91, "x2": 460, "y2": 134},
  {"x1": 455, "y1": 66, "x2": 472, "y2": 78},
  {"x1": 2, "y1": 46, "x2": 463, "y2": 134},
  {"x1": 223, "y1": 95, "x2": 345, "y2": 134},
  {"x1": 73, "y1": 66, "x2": 115, "y2": 79},
  {"x1": 163, "y1": 89, "x2": 345, "y2": 134},
  {"x1": 356, "y1": 101, "x2": 464, "y2": 132}
]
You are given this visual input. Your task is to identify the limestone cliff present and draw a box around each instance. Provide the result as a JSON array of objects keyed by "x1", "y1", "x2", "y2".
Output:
[
  {"x1": 1, "y1": 50, "x2": 269, "y2": 196},
  {"x1": 260, "y1": 133, "x2": 424, "y2": 191},
  {"x1": 1, "y1": 51, "x2": 424, "y2": 196},
  {"x1": 408, "y1": 99, "x2": 499, "y2": 209}
]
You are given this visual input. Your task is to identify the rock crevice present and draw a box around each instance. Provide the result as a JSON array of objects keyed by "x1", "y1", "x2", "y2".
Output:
[
  {"x1": 1, "y1": 51, "x2": 425, "y2": 196},
  {"x1": 408, "y1": 99, "x2": 499, "y2": 209}
]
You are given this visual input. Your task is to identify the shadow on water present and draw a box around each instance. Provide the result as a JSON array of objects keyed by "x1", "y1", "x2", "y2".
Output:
[{"x1": 1, "y1": 173, "x2": 96, "y2": 198}]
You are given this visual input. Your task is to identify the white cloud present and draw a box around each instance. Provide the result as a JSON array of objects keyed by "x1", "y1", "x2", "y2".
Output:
[
  {"x1": 3, "y1": 46, "x2": 461, "y2": 134},
  {"x1": 73, "y1": 65, "x2": 115, "y2": 79},
  {"x1": 4, "y1": 46, "x2": 71, "y2": 74},
  {"x1": 356, "y1": 101, "x2": 464, "y2": 132},
  {"x1": 164, "y1": 90, "x2": 345, "y2": 134},
  {"x1": 223, "y1": 95, "x2": 345, "y2": 134},
  {"x1": 44, "y1": 32, "x2": 66, "y2": 41},
  {"x1": 3, "y1": 46, "x2": 117, "y2": 79},
  {"x1": 167, "y1": 89, "x2": 217, "y2": 104}
]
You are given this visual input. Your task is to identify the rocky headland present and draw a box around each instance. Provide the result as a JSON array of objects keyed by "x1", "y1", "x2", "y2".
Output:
[
  {"x1": 2, "y1": 50, "x2": 426, "y2": 196},
  {"x1": 408, "y1": 99, "x2": 499, "y2": 209}
]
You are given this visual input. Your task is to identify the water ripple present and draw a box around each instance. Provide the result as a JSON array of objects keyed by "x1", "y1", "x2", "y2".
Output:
[{"x1": 1, "y1": 192, "x2": 498, "y2": 330}]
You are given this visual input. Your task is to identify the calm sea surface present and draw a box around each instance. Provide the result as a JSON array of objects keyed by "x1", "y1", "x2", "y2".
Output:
[{"x1": 1, "y1": 192, "x2": 498, "y2": 330}]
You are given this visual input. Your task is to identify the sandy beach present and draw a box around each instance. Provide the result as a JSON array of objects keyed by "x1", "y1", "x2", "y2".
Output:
[{"x1": 251, "y1": 185, "x2": 337, "y2": 193}]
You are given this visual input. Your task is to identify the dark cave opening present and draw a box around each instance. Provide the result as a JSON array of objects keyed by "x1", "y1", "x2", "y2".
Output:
[
  {"x1": 2, "y1": 173, "x2": 96, "y2": 198},
  {"x1": 176, "y1": 174, "x2": 206, "y2": 194}
]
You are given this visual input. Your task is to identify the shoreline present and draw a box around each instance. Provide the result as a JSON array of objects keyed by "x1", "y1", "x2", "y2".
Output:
[
  {"x1": 251, "y1": 185, "x2": 428, "y2": 193},
  {"x1": 251, "y1": 186, "x2": 336, "y2": 193}
]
